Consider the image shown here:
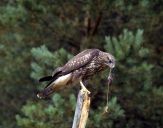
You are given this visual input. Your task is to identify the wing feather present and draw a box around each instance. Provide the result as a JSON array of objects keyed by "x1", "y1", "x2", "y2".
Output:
[
  {"x1": 39, "y1": 49, "x2": 99, "y2": 85},
  {"x1": 61, "y1": 49, "x2": 99, "y2": 74},
  {"x1": 37, "y1": 49, "x2": 100, "y2": 99}
]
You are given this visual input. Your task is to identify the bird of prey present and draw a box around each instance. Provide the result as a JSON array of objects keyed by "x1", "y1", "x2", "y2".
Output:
[{"x1": 37, "y1": 49, "x2": 115, "y2": 99}]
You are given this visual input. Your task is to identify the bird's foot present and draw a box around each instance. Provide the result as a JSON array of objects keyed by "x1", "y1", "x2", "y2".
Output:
[
  {"x1": 81, "y1": 86, "x2": 91, "y2": 94},
  {"x1": 80, "y1": 81, "x2": 91, "y2": 94}
]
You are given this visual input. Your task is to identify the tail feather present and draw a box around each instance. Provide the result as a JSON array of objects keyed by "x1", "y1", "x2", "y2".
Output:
[
  {"x1": 39, "y1": 76, "x2": 53, "y2": 82},
  {"x1": 39, "y1": 68, "x2": 63, "y2": 82},
  {"x1": 37, "y1": 73, "x2": 72, "y2": 99},
  {"x1": 37, "y1": 85, "x2": 54, "y2": 99}
]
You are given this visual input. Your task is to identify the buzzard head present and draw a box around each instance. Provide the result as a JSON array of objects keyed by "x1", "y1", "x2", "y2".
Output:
[{"x1": 102, "y1": 52, "x2": 115, "y2": 69}]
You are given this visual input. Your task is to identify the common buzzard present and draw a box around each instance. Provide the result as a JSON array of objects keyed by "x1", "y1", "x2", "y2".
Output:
[{"x1": 37, "y1": 49, "x2": 115, "y2": 99}]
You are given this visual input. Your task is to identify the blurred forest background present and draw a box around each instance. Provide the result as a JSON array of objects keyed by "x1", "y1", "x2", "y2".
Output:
[{"x1": 0, "y1": 0, "x2": 163, "y2": 128}]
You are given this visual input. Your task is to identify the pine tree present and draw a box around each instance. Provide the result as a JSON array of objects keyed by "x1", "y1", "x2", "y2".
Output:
[
  {"x1": 16, "y1": 29, "x2": 163, "y2": 128},
  {"x1": 0, "y1": 0, "x2": 162, "y2": 128},
  {"x1": 104, "y1": 29, "x2": 163, "y2": 128}
]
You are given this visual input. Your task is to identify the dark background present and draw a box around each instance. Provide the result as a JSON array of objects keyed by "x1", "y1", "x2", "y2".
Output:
[{"x1": 0, "y1": 0, "x2": 162, "y2": 128}]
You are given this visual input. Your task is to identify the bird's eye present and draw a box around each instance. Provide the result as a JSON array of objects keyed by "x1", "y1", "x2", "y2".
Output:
[{"x1": 109, "y1": 60, "x2": 112, "y2": 63}]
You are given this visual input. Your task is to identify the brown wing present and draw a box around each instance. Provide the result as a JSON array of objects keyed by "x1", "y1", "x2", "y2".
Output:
[
  {"x1": 39, "y1": 49, "x2": 99, "y2": 89},
  {"x1": 39, "y1": 49, "x2": 99, "y2": 83},
  {"x1": 61, "y1": 49, "x2": 100, "y2": 74}
]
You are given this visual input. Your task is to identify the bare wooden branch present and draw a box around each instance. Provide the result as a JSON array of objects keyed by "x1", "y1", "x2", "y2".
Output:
[
  {"x1": 91, "y1": 12, "x2": 103, "y2": 36},
  {"x1": 72, "y1": 90, "x2": 91, "y2": 128}
]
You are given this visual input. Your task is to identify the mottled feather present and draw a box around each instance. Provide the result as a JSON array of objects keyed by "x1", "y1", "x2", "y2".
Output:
[
  {"x1": 61, "y1": 49, "x2": 100, "y2": 74},
  {"x1": 37, "y1": 49, "x2": 115, "y2": 99}
]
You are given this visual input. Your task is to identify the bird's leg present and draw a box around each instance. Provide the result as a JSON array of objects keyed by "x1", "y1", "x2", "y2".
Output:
[{"x1": 80, "y1": 80, "x2": 91, "y2": 94}]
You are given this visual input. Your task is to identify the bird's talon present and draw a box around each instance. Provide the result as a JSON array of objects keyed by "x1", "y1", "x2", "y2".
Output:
[
  {"x1": 80, "y1": 80, "x2": 90, "y2": 94},
  {"x1": 81, "y1": 88, "x2": 91, "y2": 94}
]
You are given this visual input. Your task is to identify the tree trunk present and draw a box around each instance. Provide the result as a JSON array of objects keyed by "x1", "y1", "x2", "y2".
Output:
[{"x1": 72, "y1": 90, "x2": 91, "y2": 128}]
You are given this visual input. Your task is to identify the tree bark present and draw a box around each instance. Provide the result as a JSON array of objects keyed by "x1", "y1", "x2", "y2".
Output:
[{"x1": 72, "y1": 90, "x2": 91, "y2": 128}]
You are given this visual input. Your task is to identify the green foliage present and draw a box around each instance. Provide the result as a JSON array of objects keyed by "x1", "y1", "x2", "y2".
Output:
[
  {"x1": 104, "y1": 29, "x2": 163, "y2": 127},
  {"x1": 105, "y1": 29, "x2": 146, "y2": 60},
  {"x1": 105, "y1": 29, "x2": 153, "y2": 91},
  {"x1": 89, "y1": 96, "x2": 125, "y2": 128},
  {"x1": 16, "y1": 93, "x2": 76, "y2": 128},
  {"x1": 16, "y1": 93, "x2": 124, "y2": 128},
  {"x1": 0, "y1": 0, "x2": 162, "y2": 128},
  {"x1": 108, "y1": 97, "x2": 125, "y2": 119},
  {"x1": 0, "y1": 3, "x2": 27, "y2": 26},
  {"x1": 30, "y1": 45, "x2": 73, "y2": 84}
]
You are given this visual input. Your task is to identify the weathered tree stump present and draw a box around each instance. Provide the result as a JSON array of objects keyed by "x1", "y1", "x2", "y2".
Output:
[{"x1": 72, "y1": 90, "x2": 91, "y2": 128}]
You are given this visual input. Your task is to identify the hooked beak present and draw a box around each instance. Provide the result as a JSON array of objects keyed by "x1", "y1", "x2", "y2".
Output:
[
  {"x1": 109, "y1": 64, "x2": 115, "y2": 69},
  {"x1": 105, "y1": 62, "x2": 115, "y2": 69}
]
